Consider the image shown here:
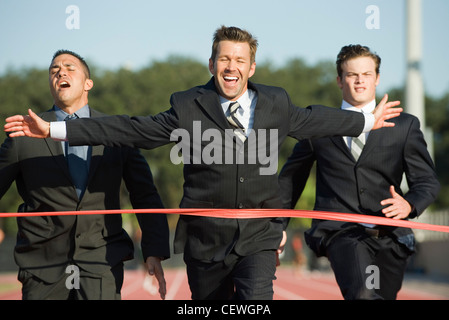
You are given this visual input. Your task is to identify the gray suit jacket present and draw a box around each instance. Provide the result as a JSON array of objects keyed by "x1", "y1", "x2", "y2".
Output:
[
  {"x1": 0, "y1": 108, "x2": 169, "y2": 282},
  {"x1": 65, "y1": 78, "x2": 365, "y2": 262}
]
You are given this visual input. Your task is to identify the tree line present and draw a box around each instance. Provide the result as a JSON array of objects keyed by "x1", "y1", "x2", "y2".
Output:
[{"x1": 0, "y1": 56, "x2": 448, "y2": 232}]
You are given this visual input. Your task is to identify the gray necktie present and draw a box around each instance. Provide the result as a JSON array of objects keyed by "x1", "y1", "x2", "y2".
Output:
[
  {"x1": 351, "y1": 134, "x2": 365, "y2": 161},
  {"x1": 65, "y1": 114, "x2": 88, "y2": 199},
  {"x1": 227, "y1": 102, "x2": 246, "y2": 142}
]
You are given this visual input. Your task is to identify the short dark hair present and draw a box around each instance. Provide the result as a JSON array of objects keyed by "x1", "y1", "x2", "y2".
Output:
[
  {"x1": 336, "y1": 45, "x2": 381, "y2": 78},
  {"x1": 50, "y1": 49, "x2": 91, "y2": 78},
  {"x1": 211, "y1": 26, "x2": 258, "y2": 64}
]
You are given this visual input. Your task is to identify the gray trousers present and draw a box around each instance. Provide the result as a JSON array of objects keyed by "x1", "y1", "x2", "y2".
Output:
[{"x1": 18, "y1": 263, "x2": 124, "y2": 300}]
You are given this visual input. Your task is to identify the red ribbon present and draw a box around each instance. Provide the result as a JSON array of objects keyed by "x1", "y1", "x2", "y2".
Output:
[{"x1": 1, "y1": 208, "x2": 448, "y2": 233}]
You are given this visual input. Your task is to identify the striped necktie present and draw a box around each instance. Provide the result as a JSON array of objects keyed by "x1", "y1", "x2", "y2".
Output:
[
  {"x1": 226, "y1": 102, "x2": 246, "y2": 142},
  {"x1": 351, "y1": 134, "x2": 365, "y2": 161}
]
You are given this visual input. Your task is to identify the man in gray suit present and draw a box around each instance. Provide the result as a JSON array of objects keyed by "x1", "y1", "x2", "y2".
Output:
[
  {"x1": 5, "y1": 27, "x2": 402, "y2": 300},
  {"x1": 0, "y1": 50, "x2": 170, "y2": 300},
  {"x1": 279, "y1": 45, "x2": 440, "y2": 299}
]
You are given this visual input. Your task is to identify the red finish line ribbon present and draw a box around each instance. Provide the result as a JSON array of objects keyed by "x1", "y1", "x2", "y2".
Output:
[{"x1": 1, "y1": 208, "x2": 448, "y2": 233}]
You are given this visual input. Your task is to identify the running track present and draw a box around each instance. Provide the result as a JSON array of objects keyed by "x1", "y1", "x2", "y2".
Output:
[{"x1": 1, "y1": 266, "x2": 448, "y2": 300}]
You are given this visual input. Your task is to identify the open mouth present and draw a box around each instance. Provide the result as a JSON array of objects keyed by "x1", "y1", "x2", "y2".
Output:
[
  {"x1": 59, "y1": 81, "x2": 71, "y2": 89},
  {"x1": 224, "y1": 76, "x2": 239, "y2": 84}
]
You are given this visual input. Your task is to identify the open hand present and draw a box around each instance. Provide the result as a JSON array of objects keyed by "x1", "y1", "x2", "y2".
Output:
[
  {"x1": 4, "y1": 109, "x2": 50, "y2": 138},
  {"x1": 380, "y1": 185, "x2": 412, "y2": 220},
  {"x1": 372, "y1": 94, "x2": 402, "y2": 130}
]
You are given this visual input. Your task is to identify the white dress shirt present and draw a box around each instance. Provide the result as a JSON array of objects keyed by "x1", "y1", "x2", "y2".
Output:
[
  {"x1": 341, "y1": 99, "x2": 376, "y2": 149},
  {"x1": 220, "y1": 89, "x2": 257, "y2": 136}
]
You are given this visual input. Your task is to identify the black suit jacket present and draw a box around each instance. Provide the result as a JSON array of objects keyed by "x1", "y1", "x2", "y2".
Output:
[
  {"x1": 0, "y1": 108, "x2": 169, "y2": 282},
  {"x1": 65, "y1": 78, "x2": 365, "y2": 262},
  {"x1": 279, "y1": 112, "x2": 440, "y2": 255}
]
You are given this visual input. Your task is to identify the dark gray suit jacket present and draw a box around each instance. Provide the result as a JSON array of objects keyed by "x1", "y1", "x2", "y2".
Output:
[
  {"x1": 65, "y1": 78, "x2": 365, "y2": 262},
  {"x1": 279, "y1": 112, "x2": 440, "y2": 255},
  {"x1": 0, "y1": 108, "x2": 169, "y2": 282}
]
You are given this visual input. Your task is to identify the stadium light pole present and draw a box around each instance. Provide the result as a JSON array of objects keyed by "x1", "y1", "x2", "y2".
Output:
[
  {"x1": 405, "y1": 0, "x2": 424, "y2": 127},
  {"x1": 405, "y1": 0, "x2": 433, "y2": 157}
]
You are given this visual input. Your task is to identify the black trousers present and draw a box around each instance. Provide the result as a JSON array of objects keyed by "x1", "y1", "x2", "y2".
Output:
[
  {"x1": 185, "y1": 250, "x2": 277, "y2": 300},
  {"x1": 326, "y1": 227, "x2": 411, "y2": 300}
]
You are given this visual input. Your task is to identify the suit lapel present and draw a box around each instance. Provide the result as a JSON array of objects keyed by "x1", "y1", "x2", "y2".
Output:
[
  {"x1": 195, "y1": 78, "x2": 231, "y2": 132},
  {"x1": 195, "y1": 79, "x2": 277, "y2": 147},
  {"x1": 41, "y1": 110, "x2": 73, "y2": 182},
  {"x1": 330, "y1": 130, "x2": 382, "y2": 163},
  {"x1": 42, "y1": 108, "x2": 105, "y2": 198},
  {"x1": 195, "y1": 80, "x2": 275, "y2": 134},
  {"x1": 357, "y1": 129, "x2": 382, "y2": 161},
  {"x1": 249, "y1": 82, "x2": 274, "y2": 133},
  {"x1": 330, "y1": 136, "x2": 353, "y2": 160},
  {"x1": 86, "y1": 109, "x2": 105, "y2": 184}
]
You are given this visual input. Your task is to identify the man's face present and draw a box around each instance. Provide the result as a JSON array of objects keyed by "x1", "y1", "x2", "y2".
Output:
[
  {"x1": 337, "y1": 56, "x2": 380, "y2": 108},
  {"x1": 209, "y1": 40, "x2": 256, "y2": 101},
  {"x1": 49, "y1": 54, "x2": 93, "y2": 109}
]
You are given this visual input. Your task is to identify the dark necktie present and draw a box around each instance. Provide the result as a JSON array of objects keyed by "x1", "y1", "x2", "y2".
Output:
[
  {"x1": 226, "y1": 102, "x2": 246, "y2": 142},
  {"x1": 64, "y1": 114, "x2": 88, "y2": 199}
]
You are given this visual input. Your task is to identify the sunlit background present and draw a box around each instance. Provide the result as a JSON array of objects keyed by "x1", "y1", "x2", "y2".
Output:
[
  {"x1": 0, "y1": 0, "x2": 448, "y2": 281},
  {"x1": 1, "y1": 0, "x2": 448, "y2": 97}
]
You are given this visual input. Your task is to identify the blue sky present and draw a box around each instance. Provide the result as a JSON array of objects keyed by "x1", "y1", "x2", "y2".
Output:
[{"x1": 1, "y1": 0, "x2": 448, "y2": 98}]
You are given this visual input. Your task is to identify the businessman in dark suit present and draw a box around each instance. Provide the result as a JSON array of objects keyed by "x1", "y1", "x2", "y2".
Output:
[
  {"x1": 279, "y1": 45, "x2": 440, "y2": 299},
  {"x1": 0, "y1": 50, "x2": 169, "y2": 299},
  {"x1": 5, "y1": 27, "x2": 402, "y2": 300}
]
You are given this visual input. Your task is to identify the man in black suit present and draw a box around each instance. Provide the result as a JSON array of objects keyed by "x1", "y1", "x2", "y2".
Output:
[
  {"x1": 279, "y1": 45, "x2": 440, "y2": 299},
  {"x1": 0, "y1": 50, "x2": 169, "y2": 299},
  {"x1": 5, "y1": 27, "x2": 402, "y2": 300}
]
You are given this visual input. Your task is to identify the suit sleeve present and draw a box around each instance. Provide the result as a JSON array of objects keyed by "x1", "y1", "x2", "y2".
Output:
[
  {"x1": 278, "y1": 140, "x2": 315, "y2": 209},
  {"x1": 402, "y1": 117, "x2": 440, "y2": 218},
  {"x1": 122, "y1": 147, "x2": 170, "y2": 260},
  {"x1": 288, "y1": 103, "x2": 364, "y2": 141},
  {"x1": 67, "y1": 107, "x2": 179, "y2": 150},
  {"x1": 0, "y1": 136, "x2": 19, "y2": 199}
]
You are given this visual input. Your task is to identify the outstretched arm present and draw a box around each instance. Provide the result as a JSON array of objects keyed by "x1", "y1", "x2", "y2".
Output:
[
  {"x1": 4, "y1": 109, "x2": 50, "y2": 138},
  {"x1": 5, "y1": 106, "x2": 178, "y2": 150}
]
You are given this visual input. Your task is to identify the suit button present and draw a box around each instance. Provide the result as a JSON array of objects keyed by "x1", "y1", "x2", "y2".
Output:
[
  {"x1": 76, "y1": 234, "x2": 81, "y2": 238},
  {"x1": 238, "y1": 203, "x2": 244, "y2": 209},
  {"x1": 360, "y1": 188, "x2": 366, "y2": 194},
  {"x1": 239, "y1": 177, "x2": 245, "y2": 183}
]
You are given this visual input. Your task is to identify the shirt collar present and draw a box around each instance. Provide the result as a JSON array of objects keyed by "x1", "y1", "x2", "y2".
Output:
[
  {"x1": 54, "y1": 104, "x2": 90, "y2": 121},
  {"x1": 220, "y1": 89, "x2": 254, "y2": 114},
  {"x1": 341, "y1": 99, "x2": 376, "y2": 113}
]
